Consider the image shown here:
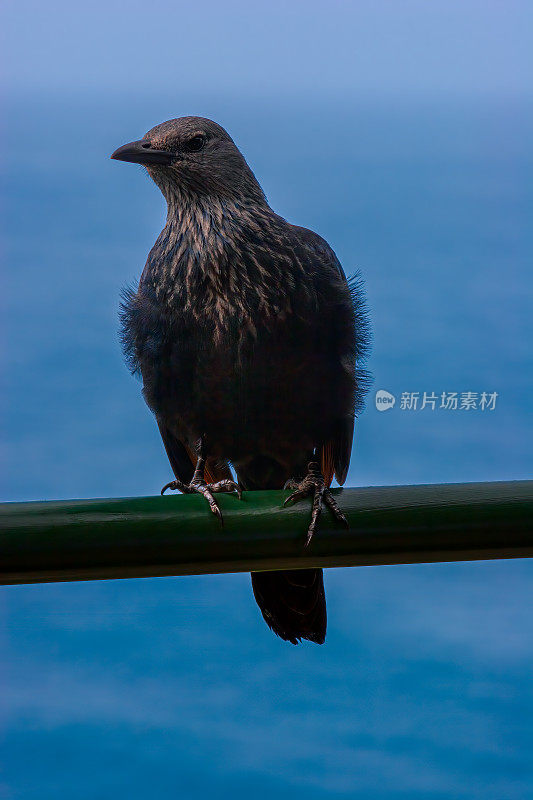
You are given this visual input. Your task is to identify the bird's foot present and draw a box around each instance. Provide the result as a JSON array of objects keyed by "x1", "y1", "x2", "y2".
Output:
[
  {"x1": 161, "y1": 477, "x2": 241, "y2": 525},
  {"x1": 283, "y1": 461, "x2": 348, "y2": 546}
]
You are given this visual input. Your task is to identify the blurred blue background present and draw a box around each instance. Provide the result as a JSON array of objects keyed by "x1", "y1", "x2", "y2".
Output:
[{"x1": 2, "y1": 1, "x2": 532, "y2": 797}]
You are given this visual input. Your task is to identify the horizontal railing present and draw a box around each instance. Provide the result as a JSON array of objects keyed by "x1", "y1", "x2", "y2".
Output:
[{"x1": 0, "y1": 481, "x2": 531, "y2": 586}]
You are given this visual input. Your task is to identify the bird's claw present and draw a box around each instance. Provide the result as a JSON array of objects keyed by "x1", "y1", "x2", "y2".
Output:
[
  {"x1": 322, "y1": 490, "x2": 349, "y2": 529},
  {"x1": 283, "y1": 477, "x2": 300, "y2": 492},
  {"x1": 209, "y1": 479, "x2": 243, "y2": 500},
  {"x1": 161, "y1": 477, "x2": 241, "y2": 524},
  {"x1": 161, "y1": 480, "x2": 180, "y2": 495},
  {"x1": 283, "y1": 461, "x2": 348, "y2": 546}
]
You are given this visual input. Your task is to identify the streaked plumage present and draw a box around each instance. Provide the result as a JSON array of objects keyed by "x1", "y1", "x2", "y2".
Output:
[{"x1": 113, "y1": 117, "x2": 370, "y2": 644}]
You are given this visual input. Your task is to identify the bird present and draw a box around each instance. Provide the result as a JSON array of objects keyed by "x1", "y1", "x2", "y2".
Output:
[{"x1": 111, "y1": 117, "x2": 370, "y2": 644}]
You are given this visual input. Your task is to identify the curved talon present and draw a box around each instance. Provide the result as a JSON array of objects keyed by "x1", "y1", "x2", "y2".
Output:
[
  {"x1": 201, "y1": 488, "x2": 223, "y2": 525},
  {"x1": 305, "y1": 527, "x2": 317, "y2": 547},
  {"x1": 209, "y1": 479, "x2": 242, "y2": 497},
  {"x1": 283, "y1": 490, "x2": 302, "y2": 507},
  {"x1": 304, "y1": 485, "x2": 324, "y2": 547},
  {"x1": 283, "y1": 477, "x2": 300, "y2": 491},
  {"x1": 161, "y1": 480, "x2": 178, "y2": 495},
  {"x1": 323, "y1": 490, "x2": 349, "y2": 528}
]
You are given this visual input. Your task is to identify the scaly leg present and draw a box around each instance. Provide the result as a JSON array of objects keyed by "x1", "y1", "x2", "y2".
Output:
[{"x1": 284, "y1": 461, "x2": 348, "y2": 546}]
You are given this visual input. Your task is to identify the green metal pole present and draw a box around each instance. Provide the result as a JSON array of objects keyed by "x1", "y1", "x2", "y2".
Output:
[{"x1": 0, "y1": 481, "x2": 531, "y2": 586}]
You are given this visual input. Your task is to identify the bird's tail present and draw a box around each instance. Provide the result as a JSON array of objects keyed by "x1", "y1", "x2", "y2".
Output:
[{"x1": 251, "y1": 568, "x2": 326, "y2": 645}]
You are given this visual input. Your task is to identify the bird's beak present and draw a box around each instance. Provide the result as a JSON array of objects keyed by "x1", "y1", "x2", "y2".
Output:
[{"x1": 110, "y1": 140, "x2": 174, "y2": 166}]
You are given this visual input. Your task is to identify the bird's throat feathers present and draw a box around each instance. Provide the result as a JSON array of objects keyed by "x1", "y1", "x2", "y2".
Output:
[{"x1": 142, "y1": 190, "x2": 308, "y2": 336}]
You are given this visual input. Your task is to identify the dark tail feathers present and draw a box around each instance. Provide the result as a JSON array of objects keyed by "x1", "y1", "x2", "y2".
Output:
[{"x1": 251, "y1": 568, "x2": 326, "y2": 645}]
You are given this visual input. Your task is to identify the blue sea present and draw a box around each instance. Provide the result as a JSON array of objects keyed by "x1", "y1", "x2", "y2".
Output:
[{"x1": 2, "y1": 93, "x2": 532, "y2": 798}]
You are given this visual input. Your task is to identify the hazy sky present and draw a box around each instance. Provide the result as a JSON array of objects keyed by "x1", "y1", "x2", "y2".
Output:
[{"x1": 4, "y1": 0, "x2": 532, "y2": 98}]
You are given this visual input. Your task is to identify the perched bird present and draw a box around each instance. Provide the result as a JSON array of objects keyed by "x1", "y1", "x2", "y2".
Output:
[{"x1": 111, "y1": 117, "x2": 370, "y2": 644}]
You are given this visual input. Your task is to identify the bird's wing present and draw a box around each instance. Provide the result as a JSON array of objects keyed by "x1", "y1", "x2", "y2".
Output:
[
  {"x1": 157, "y1": 422, "x2": 234, "y2": 485},
  {"x1": 319, "y1": 249, "x2": 355, "y2": 488},
  {"x1": 290, "y1": 224, "x2": 370, "y2": 489}
]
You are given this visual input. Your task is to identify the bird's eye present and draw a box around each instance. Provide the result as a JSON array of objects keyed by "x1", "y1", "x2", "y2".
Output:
[{"x1": 184, "y1": 134, "x2": 205, "y2": 152}]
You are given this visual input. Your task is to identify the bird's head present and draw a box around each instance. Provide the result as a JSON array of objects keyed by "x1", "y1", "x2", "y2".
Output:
[{"x1": 111, "y1": 116, "x2": 265, "y2": 205}]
